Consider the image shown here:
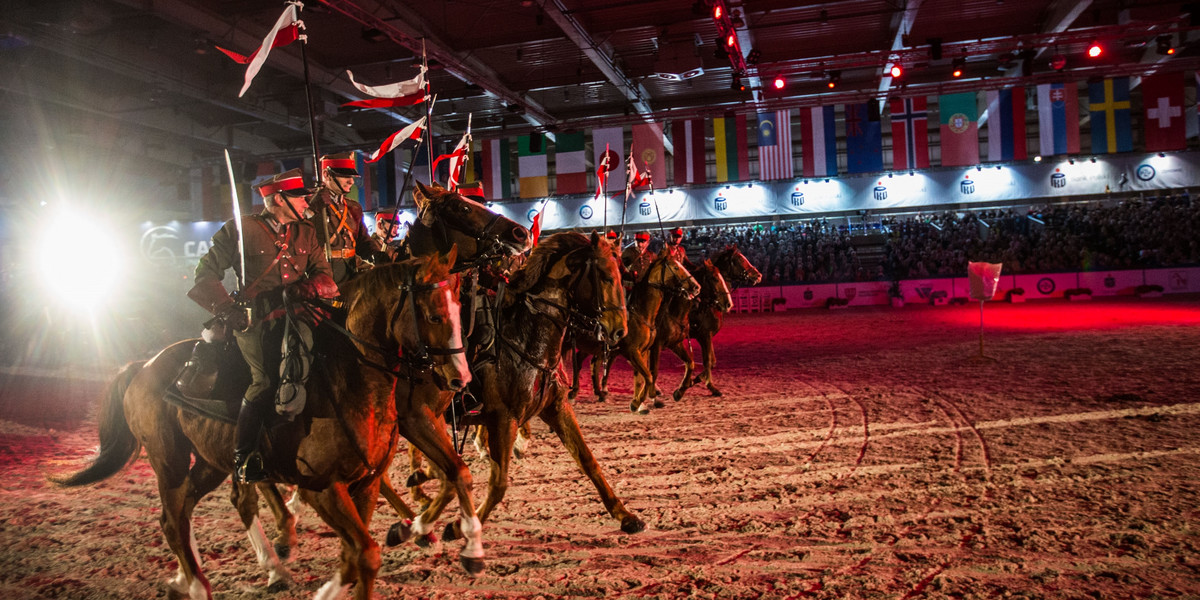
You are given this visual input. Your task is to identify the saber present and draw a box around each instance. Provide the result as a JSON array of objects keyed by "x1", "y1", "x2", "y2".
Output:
[{"x1": 224, "y1": 149, "x2": 246, "y2": 295}]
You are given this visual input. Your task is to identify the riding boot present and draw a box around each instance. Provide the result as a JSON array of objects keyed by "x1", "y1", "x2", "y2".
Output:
[
  {"x1": 176, "y1": 340, "x2": 220, "y2": 397},
  {"x1": 233, "y1": 400, "x2": 268, "y2": 483}
]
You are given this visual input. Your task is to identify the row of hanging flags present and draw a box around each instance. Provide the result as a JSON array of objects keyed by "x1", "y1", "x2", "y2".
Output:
[{"x1": 220, "y1": 5, "x2": 1188, "y2": 207}]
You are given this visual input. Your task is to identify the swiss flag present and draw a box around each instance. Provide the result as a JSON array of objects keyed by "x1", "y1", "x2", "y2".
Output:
[{"x1": 1142, "y1": 73, "x2": 1186, "y2": 152}]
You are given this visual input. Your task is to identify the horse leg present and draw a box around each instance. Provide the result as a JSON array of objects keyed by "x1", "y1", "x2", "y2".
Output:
[
  {"x1": 568, "y1": 348, "x2": 583, "y2": 401},
  {"x1": 592, "y1": 354, "x2": 608, "y2": 403},
  {"x1": 404, "y1": 416, "x2": 486, "y2": 575},
  {"x1": 405, "y1": 443, "x2": 434, "y2": 512},
  {"x1": 300, "y1": 483, "x2": 382, "y2": 600},
  {"x1": 539, "y1": 388, "x2": 646, "y2": 534},
  {"x1": 670, "y1": 339, "x2": 696, "y2": 402},
  {"x1": 379, "y1": 472, "x2": 422, "y2": 547},
  {"x1": 698, "y1": 333, "x2": 722, "y2": 396},
  {"x1": 232, "y1": 482, "x2": 294, "y2": 592},
  {"x1": 156, "y1": 457, "x2": 220, "y2": 600},
  {"x1": 626, "y1": 347, "x2": 655, "y2": 414},
  {"x1": 255, "y1": 483, "x2": 299, "y2": 562},
  {"x1": 648, "y1": 343, "x2": 665, "y2": 408},
  {"x1": 474, "y1": 417, "x2": 519, "y2": 525},
  {"x1": 514, "y1": 421, "x2": 533, "y2": 459}
]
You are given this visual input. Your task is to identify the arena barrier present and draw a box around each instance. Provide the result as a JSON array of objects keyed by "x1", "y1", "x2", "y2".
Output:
[{"x1": 732, "y1": 266, "x2": 1200, "y2": 312}]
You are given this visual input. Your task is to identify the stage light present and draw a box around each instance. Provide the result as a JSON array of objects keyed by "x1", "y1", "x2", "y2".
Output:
[
  {"x1": 951, "y1": 58, "x2": 964, "y2": 78},
  {"x1": 827, "y1": 70, "x2": 840, "y2": 88},
  {"x1": 713, "y1": 4, "x2": 723, "y2": 20},
  {"x1": 1157, "y1": 35, "x2": 1175, "y2": 55},
  {"x1": 773, "y1": 75, "x2": 786, "y2": 90},
  {"x1": 1034, "y1": 155, "x2": 1042, "y2": 162},
  {"x1": 1087, "y1": 42, "x2": 1102, "y2": 58},
  {"x1": 731, "y1": 74, "x2": 745, "y2": 91},
  {"x1": 890, "y1": 64, "x2": 903, "y2": 78},
  {"x1": 1050, "y1": 54, "x2": 1067, "y2": 71},
  {"x1": 726, "y1": 33, "x2": 736, "y2": 47}
]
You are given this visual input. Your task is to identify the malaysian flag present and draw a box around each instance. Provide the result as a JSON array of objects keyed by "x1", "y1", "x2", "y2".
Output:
[{"x1": 756, "y1": 110, "x2": 793, "y2": 180}]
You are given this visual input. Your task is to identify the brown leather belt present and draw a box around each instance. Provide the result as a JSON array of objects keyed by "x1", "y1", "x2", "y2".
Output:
[{"x1": 329, "y1": 248, "x2": 356, "y2": 259}]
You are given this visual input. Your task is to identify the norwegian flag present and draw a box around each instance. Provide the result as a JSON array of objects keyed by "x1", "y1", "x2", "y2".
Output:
[
  {"x1": 366, "y1": 117, "x2": 426, "y2": 163},
  {"x1": 342, "y1": 67, "x2": 427, "y2": 108},
  {"x1": 235, "y1": 4, "x2": 301, "y2": 98}
]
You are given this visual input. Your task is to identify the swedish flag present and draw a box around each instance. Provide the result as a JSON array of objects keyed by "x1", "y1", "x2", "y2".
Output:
[{"x1": 1088, "y1": 77, "x2": 1132, "y2": 154}]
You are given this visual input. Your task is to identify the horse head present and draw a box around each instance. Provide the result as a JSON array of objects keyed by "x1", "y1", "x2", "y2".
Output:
[
  {"x1": 652, "y1": 254, "x2": 701, "y2": 300},
  {"x1": 716, "y1": 244, "x2": 763, "y2": 288},
  {"x1": 509, "y1": 231, "x2": 627, "y2": 346},
  {"x1": 410, "y1": 182, "x2": 532, "y2": 270},
  {"x1": 699, "y1": 260, "x2": 734, "y2": 313},
  {"x1": 345, "y1": 246, "x2": 470, "y2": 392}
]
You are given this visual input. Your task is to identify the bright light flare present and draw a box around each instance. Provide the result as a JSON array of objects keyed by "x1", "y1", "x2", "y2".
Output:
[{"x1": 36, "y1": 213, "x2": 128, "y2": 313}]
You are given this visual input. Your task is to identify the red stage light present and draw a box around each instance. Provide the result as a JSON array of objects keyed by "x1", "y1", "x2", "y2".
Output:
[
  {"x1": 774, "y1": 76, "x2": 785, "y2": 90},
  {"x1": 1087, "y1": 42, "x2": 1102, "y2": 58},
  {"x1": 952, "y1": 68, "x2": 962, "y2": 78},
  {"x1": 726, "y1": 34, "x2": 736, "y2": 47},
  {"x1": 713, "y1": 5, "x2": 723, "y2": 20},
  {"x1": 890, "y1": 64, "x2": 903, "y2": 78},
  {"x1": 827, "y1": 80, "x2": 836, "y2": 89}
]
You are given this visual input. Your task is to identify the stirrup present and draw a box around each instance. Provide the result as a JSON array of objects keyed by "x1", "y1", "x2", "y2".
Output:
[{"x1": 234, "y1": 451, "x2": 267, "y2": 484}]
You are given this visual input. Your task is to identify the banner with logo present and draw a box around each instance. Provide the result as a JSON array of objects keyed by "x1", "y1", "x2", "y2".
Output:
[{"x1": 495, "y1": 152, "x2": 1200, "y2": 232}]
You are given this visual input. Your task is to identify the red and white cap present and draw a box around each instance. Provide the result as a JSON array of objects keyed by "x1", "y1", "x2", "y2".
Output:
[
  {"x1": 635, "y1": 232, "x2": 650, "y2": 241},
  {"x1": 257, "y1": 168, "x2": 310, "y2": 197},
  {"x1": 670, "y1": 227, "x2": 684, "y2": 236},
  {"x1": 319, "y1": 151, "x2": 359, "y2": 177}
]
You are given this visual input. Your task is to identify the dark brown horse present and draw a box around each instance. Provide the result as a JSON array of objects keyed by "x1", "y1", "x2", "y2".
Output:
[
  {"x1": 423, "y1": 232, "x2": 644, "y2": 540},
  {"x1": 649, "y1": 259, "x2": 733, "y2": 401},
  {"x1": 54, "y1": 251, "x2": 471, "y2": 600},
  {"x1": 689, "y1": 245, "x2": 762, "y2": 396},
  {"x1": 568, "y1": 253, "x2": 700, "y2": 413}
]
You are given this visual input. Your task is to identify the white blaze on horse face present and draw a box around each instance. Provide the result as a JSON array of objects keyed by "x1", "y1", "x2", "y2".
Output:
[{"x1": 439, "y1": 285, "x2": 471, "y2": 387}]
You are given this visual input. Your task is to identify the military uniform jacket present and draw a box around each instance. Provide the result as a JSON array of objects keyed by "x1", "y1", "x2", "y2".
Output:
[
  {"x1": 621, "y1": 246, "x2": 656, "y2": 282},
  {"x1": 189, "y1": 211, "x2": 335, "y2": 316},
  {"x1": 309, "y1": 188, "x2": 374, "y2": 264}
]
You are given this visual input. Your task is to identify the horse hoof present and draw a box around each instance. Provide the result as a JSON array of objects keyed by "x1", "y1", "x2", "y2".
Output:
[
  {"x1": 567, "y1": 389, "x2": 578, "y2": 400},
  {"x1": 652, "y1": 399, "x2": 665, "y2": 409},
  {"x1": 636, "y1": 403, "x2": 650, "y2": 415},
  {"x1": 460, "y1": 556, "x2": 486, "y2": 576},
  {"x1": 596, "y1": 393, "x2": 607, "y2": 403},
  {"x1": 274, "y1": 543, "x2": 292, "y2": 562},
  {"x1": 672, "y1": 389, "x2": 685, "y2": 402},
  {"x1": 442, "y1": 522, "x2": 462, "y2": 542},
  {"x1": 266, "y1": 578, "x2": 291, "y2": 593},
  {"x1": 405, "y1": 472, "x2": 429, "y2": 487},
  {"x1": 621, "y1": 515, "x2": 647, "y2": 534},
  {"x1": 709, "y1": 387, "x2": 723, "y2": 397},
  {"x1": 414, "y1": 531, "x2": 438, "y2": 548},
  {"x1": 386, "y1": 521, "x2": 412, "y2": 547}
]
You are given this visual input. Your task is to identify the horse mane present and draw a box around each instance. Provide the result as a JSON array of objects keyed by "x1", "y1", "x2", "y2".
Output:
[
  {"x1": 710, "y1": 245, "x2": 738, "y2": 265},
  {"x1": 507, "y1": 232, "x2": 591, "y2": 296},
  {"x1": 338, "y1": 257, "x2": 450, "y2": 305}
]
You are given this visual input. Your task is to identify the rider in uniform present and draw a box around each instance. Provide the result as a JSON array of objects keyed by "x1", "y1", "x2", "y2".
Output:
[
  {"x1": 188, "y1": 168, "x2": 337, "y2": 484},
  {"x1": 309, "y1": 152, "x2": 374, "y2": 284},
  {"x1": 621, "y1": 231, "x2": 655, "y2": 283},
  {"x1": 662, "y1": 226, "x2": 693, "y2": 269},
  {"x1": 370, "y1": 211, "x2": 405, "y2": 264}
]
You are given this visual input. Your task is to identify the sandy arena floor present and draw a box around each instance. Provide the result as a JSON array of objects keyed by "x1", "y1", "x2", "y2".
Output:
[{"x1": 2, "y1": 296, "x2": 1199, "y2": 599}]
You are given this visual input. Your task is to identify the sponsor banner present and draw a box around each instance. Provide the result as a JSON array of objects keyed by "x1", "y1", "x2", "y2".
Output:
[
  {"x1": 898, "y1": 278, "x2": 955, "y2": 304},
  {"x1": 838, "y1": 281, "x2": 889, "y2": 306},
  {"x1": 780, "y1": 284, "x2": 838, "y2": 309},
  {"x1": 1144, "y1": 267, "x2": 1199, "y2": 293},
  {"x1": 1078, "y1": 271, "x2": 1146, "y2": 296},
  {"x1": 517, "y1": 152, "x2": 1200, "y2": 232},
  {"x1": 1014, "y1": 273, "x2": 1077, "y2": 299}
]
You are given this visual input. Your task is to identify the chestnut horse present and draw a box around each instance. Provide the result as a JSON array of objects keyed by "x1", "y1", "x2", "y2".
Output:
[
  {"x1": 649, "y1": 260, "x2": 734, "y2": 401},
  {"x1": 689, "y1": 245, "x2": 762, "y2": 396},
  {"x1": 568, "y1": 253, "x2": 700, "y2": 413},
  {"x1": 54, "y1": 251, "x2": 472, "y2": 600},
  {"x1": 423, "y1": 232, "x2": 644, "y2": 540}
]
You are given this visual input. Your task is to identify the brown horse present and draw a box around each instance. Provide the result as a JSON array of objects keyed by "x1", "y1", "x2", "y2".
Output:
[
  {"x1": 568, "y1": 253, "x2": 700, "y2": 413},
  {"x1": 689, "y1": 245, "x2": 762, "y2": 396},
  {"x1": 421, "y1": 232, "x2": 644, "y2": 540},
  {"x1": 649, "y1": 260, "x2": 734, "y2": 401},
  {"x1": 54, "y1": 251, "x2": 471, "y2": 600}
]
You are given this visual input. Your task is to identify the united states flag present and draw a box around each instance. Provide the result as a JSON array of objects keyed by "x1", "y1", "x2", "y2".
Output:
[{"x1": 756, "y1": 109, "x2": 793, "y2": 180}]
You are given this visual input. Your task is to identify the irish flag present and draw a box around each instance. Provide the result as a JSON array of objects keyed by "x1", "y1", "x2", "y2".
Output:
[{"x1": 518, "y1": 134, "x2": 549, "y2": 199}]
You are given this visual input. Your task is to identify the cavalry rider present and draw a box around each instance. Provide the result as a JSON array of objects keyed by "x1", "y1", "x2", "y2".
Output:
[
  {"x1": 662, "y1": 226, "x2": 693, "y2": 268},
  {"x1": 370, "y1": 211, "x2": 405, "y2": 264},
  {"x1": 188, "y1": 168, "x2": 337, "y2": 484},
  {"x1": 621, "y1": 231, "x2": 655, "y2": 282},
  {"x1": 309, "y1": 151, "x2": 374, "y2": 284}
]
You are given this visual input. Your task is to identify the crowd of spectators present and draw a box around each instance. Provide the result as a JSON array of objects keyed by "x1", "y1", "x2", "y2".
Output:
[
  {"x1": 658, "y1": 191, "x2": 1199, "y2": 286},
  {"x1": 884, "y1": 192, "x2": 1199, "y2": 279}
]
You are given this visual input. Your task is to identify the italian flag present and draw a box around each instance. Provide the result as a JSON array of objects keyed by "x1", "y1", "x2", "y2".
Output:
[{"x1": 554, "y1": 132, "x2": 587, "y2": 195}]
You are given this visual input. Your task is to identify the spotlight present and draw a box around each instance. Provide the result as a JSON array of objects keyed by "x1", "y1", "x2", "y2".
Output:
[
  {"x1": 1034, "y1": 155, "x2": 1042, "y2": 162},
  {"x1": 773, "y1": 75, "x2": 786, "y2": 90},
  {"x1": 713, "y1": 4, "x2": 723, "y2": 20},
  {"x1": 1087, "y1": 42, "x2": 1102, "y2": 58},
  {"x1": 1157, "y1": 35, "x2": 1175, "y2": 56},
  {"x1": 951, "y1": 57, "x2": 965, "y2": 78},
  {"x1": 731, "y1": 74, "x2": 745, "y2": 91},
  {"x1": 1050, "y1": 54, "x2": 1067, "y2": 71},
  {"x1": 890, "y1": 64, "x2": 903, "y2": 78},
  {"x1": 827, "y1": 70, "x2": 841, "y2": 88},
  {"x1": 726, "y1": 33, "x2": 736, "y2": 47}
]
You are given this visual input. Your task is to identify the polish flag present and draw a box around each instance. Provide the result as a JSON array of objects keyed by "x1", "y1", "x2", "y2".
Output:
[
  {"x1": 215, "y1": 24, "x2": 299, "y2": 64},
  {"x1": 237, "y1": 5, "x2": 300, "y2": 98},
  {"x1": 366, "y1": 117, "x2": 426, "y2": 163}
]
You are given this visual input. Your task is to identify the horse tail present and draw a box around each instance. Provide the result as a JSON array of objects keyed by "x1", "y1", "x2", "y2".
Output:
[{"x1": 52, "y1": 361, "x2": 146, "y2": 487}]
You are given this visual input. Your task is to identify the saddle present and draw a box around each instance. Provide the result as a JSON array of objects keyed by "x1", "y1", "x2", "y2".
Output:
[{"x1": 168, "y1": 340, "x2": 253, "y2": 424}]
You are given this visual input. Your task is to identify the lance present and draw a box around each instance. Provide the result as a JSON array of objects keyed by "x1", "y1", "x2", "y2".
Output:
[
  {"x1": 422, "y1": 40, "x2": 436, "y2": 185},
  {"x1": 292, "y1": 1, "x2": 330, "y2": 260},
  {"x1": 390, "y1": 96, "x2": 437, "y2": 229},
  {"x1": 223, "y1": 149, "x2": 247, "y2": 297}
]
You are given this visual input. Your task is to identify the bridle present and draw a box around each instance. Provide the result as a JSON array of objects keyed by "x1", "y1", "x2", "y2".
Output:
[
  {"x1": 416, "y1": 196, "x2": 522, "y2": 273},
  {"x1": 646, "y1": 257, "x2": 698, "y2": 300},
  {"x1": 528, "y1": 246, "x2": 624, "y2": 345},
  {"x1": 694, "y1": 266, "x2": 732, "y2": 312}
]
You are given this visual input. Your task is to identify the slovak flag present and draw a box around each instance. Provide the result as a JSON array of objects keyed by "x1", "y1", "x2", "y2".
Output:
[
  {"x1": 1142, "y1": 73, "x2": 1186, "y2": 152},
  {"x1": 236, "y1": 4, "x2": 300, "y2": 98},
  {"x1": 366, "y1": 117, "x2": 426, "y2": 163},
  {"x1": 342, "y1": 67, "x2": 428, "y2": 108},
  {"x1": 1037, "y1": 83, "x2": 1081, "y2": 156}
]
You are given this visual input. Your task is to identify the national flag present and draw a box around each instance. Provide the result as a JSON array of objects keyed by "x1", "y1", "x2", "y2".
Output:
[
  {"x1": 757, "y1": 109, "x2": 794, "y2": 180},
  {"x1": 939, "y1": 92, "x2": 979, "y2": 167},
  {"x1": 517, "y1": 134, "x2": 549, "y2": 199},
  {"x1": 890, "y1": 97, "x2": 929, "y2": 170},
  {"x1": 592, "y1": 127, "x2": 625, "y2": 192},
  {"x1": 845, "y1": 102, "x2": 882, "y2": 174},
  {"x1": 366, "y1": 117, "x2": 426, "y2": 163},
  {"x1": 480, "y1": 138, "x2": 511, "y2": 200},
  {"x1": 529, "y1": 208, "x2": 543, "y2": 247},
  {"x1": 713, "y1": 114, "x2": 749, "y2": 182},
  {"x1": 216, "y1": 23, "x2": 299, "y2": 64},
  {"x1": 672, "y1": 119, "x2": 705, "y2": 186},
  {"x1": 1141, "y1": 73, "x2": 1186, "y2": 152},
  {"x1": 346, "y1": 67, "x2": 425, "y2": 98},
  {"x1": 447, "y1": 118, "x2": 472, "y2": 191},
  {"x1": 632, "y1": 123, "x2": 666, "y2": 187},
  {"x1": 986, "y1": 87, "x2": 1027, "y2": 161},
  {"x1": 554, "y1": 132, "x2": 588, "y2": 195},
  {"x1": 1088, "y1": 77, "x2": 1133, "y2": 154},
  {"x1": 1037, "y1": 82, "x2": 1080, "y2": 156},
  {"x1": 798, "y1": 105, "x2": 837, "y2": 178},
  {"x1": 236, "y1": 5, "x2": 299, "y2": 97}
]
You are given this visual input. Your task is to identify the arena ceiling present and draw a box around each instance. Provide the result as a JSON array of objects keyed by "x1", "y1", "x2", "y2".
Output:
[{"x1": 2, "y1": 0, "x2": 1197, "y2": 174}]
